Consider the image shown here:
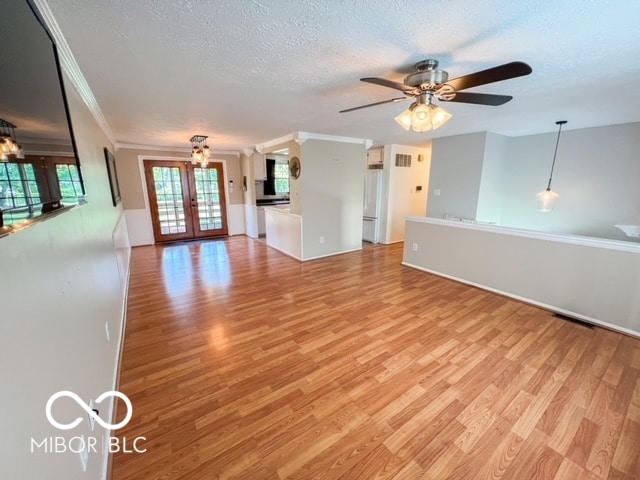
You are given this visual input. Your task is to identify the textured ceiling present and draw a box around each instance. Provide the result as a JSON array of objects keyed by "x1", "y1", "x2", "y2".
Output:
[{"x1": 44, "y1": 0, "x2": 640, "y2": 152}]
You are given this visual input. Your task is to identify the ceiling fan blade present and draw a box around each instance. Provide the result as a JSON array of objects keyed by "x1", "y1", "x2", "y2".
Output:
[
  {"x1": 443, "y1": 92, "x2": 513, "y2": 106},
  {"x1": 361, "y1": 77, "x2": 420, "y2": 95},
  {"x1": 339, "y1": 97, "x2": 409, "y2": 113},
  {"x1": 442, "y1": 61, "x2": 532, "y2": 92}
]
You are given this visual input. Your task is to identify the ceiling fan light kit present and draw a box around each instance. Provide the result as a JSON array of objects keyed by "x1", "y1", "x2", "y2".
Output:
[
  {"x1": 395, "y1": 102, "x2": 452, "y2": 132},
  {"x1": 340, "y1": 59, "x2": 532, "y2": 133},
  {"x1": 536, "y1": 120, "x2": 567, "y2": 213}
]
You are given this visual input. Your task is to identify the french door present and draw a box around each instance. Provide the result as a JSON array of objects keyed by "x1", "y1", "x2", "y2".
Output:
[{"x1": 144, "y1": 160, "x2": 228, "y2": 243}]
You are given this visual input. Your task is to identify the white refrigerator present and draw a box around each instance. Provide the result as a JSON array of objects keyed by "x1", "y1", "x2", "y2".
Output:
[{"x1": 363, "y1": 169, "x2": 382, "y2": 243}]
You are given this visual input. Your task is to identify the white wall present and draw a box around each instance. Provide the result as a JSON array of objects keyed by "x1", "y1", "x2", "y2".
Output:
[
  {"x1": 427, "y1": 132, "x2": 486, "y2": 220},
  {"x1": 475, "y1": 132, "x2": 509, "y2": 224},
  {"x1": 0, "y1": 76, "x2": 129, "y2": 479},
  {"x1": 500, "y1": 123, "x2": 640, "y2": 239},
  {"x1": 403, "y1": 218, "x2": 640, "y2": 336},
  {"x1": 382, "y1": 144, "x2": 431, "y2": 243},
  {"x1": 241, "y1": 153, "x2": 258, "y2": 237},
  {"x1": 428, "y1": 123, "x2": 640, "y2": 241},
  {"x1": 265, "y1": 207, "x2": 302, "y2": 260},
  {"x1": 299, "y1": 139, "x2": 365, "y2": 259}
]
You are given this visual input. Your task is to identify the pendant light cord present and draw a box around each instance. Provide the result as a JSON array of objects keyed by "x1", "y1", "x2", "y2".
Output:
[{"x1": 547, "y1": 120, "x2": 567, "y2": 190}]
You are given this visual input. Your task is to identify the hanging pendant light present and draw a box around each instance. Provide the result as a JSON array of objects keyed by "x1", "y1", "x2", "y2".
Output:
[
  {"x1": 190, "y1": 135, "x2": 211, "y2": 167},
  {"x1": 536, "y1": 120, "x2": 567, "y2": 212}
]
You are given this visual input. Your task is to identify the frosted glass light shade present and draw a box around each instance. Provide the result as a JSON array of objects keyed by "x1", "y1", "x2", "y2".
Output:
[
  {"x1": 395, "y1": 103, "x2": 451, "y2": 132},
  {"x1": 431, "y1": 105, "x2": 452, "y2": 129},
  {"x1": 394, "y1": 109, "x2": 413, "y2": 130},
  {"x1": 536, "y1": 188, "x2": 559, "y2": 212},
  {"x1": 410, "y1": 104, "x2": 430, "y2": 132}
]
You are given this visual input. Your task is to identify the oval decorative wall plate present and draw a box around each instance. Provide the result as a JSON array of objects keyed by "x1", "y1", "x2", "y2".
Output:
[{"x1": 289, "y1": 156, "x2": 301, "y2": 179}]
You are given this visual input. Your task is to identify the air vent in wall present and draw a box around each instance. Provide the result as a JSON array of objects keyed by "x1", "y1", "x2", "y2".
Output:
[{"x1": 395, "y1": 154, "x2": 412, "y2": 167}]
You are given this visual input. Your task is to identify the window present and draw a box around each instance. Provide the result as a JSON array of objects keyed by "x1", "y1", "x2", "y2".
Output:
[
  {"x1": 0, "y1": 162, "x2": 42, "y2": 223},
  {"x1": 274, "y1": 163, "x2": 289, "y2": 194},
  {"x1": 0, "y1": 155, "x2": 84, "y2": 227},
  {"x1": 56, "y1": 163, "x2": 83, "y2": 203}
]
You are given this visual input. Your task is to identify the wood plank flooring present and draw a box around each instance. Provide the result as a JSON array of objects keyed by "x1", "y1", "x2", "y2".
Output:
[{"x1": 112, "y1": 236, "x2": 640, "y2": 479}]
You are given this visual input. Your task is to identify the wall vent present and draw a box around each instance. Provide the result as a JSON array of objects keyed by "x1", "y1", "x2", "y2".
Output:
[{"x1": 395, "y1": 154, "x2": 412, "y2": 167}]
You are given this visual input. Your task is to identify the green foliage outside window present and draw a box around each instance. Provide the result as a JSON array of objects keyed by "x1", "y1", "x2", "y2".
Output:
[
  {"x1": 274, "y1": 164, "x2": 289, "y2": 194},
  {"x1": 56, "y1": 164, "x2": 82, "y2": 202},
  {"x1": 0, "y1": 163, "x2": 40, "y2": 209}
]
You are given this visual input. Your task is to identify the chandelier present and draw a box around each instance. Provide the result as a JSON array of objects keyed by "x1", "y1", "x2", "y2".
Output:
[
  {"x1": 190, "y1": 135, "x2": 210, "y2": 167},
  {"x1": 0, "y1": 119, "x2": 25, "y2": 162}
]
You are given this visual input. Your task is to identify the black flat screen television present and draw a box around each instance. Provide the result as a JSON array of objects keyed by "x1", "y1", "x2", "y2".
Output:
[{"x1": 0, "y1": 0, "x2": 85, "y2": 235}]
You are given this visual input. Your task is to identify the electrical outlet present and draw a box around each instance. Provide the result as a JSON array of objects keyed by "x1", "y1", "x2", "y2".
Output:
[
  {"x1": 412, "y1": 243, "x2": 418, "y2": 252},
  {"x1": 434, "y1": 189, "x2": 441, "y2": 196},
  {"x1": 319, "y1": 236, "x2": 325, "y2": 244}
]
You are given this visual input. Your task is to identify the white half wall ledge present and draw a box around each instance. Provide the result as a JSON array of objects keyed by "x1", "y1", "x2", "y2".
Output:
[
  {"x1": 124, "y1": 209, "x2": 154, "y2": 246},
  {"x1": 402, "y1": 217, "x2": 640, "y2": 338}
]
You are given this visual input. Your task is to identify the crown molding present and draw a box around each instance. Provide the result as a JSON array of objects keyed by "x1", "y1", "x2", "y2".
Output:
[
  {"x1": 23, "y1": 149, "x2": 75, "y2": 157},
  {"x1": 116, "y1": 143, "x2": 191, "y2": 153},
  {"x1": 256, "y1": 131, "x2": 372, "y2": 153},
  {"x1": 116, "y1": 142, "x2": 240, "y2": 157},
  {"x1": 21, "y1": 136, "x2": 74, "y2": 146},
  {"x1": 32, "y1": 0, "x2": 116, "y2": 146}
]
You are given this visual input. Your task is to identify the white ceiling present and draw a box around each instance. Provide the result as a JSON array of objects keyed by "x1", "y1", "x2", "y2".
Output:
[{"x1": 44, "y1": 0, "x2": 640, "y2": 152}]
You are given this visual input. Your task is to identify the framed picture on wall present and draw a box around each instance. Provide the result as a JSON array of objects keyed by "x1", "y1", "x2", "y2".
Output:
[{"x1": 104, "y1": 147, "x2": 121, "y2": 206}]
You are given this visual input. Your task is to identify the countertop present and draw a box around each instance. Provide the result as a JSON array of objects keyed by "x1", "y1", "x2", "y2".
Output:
[{"x1": 256, "y1": 199, "x2": 290, "y2": 206}]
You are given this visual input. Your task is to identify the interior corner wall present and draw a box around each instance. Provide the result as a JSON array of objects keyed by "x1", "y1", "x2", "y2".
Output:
[
  {"x1": 425, "y1": 123, "x2": 640, "y2": 242},
  {"x1": 299, "y1": 139, "x2": 365, "y2": 259},
  {"x1": 0, "y1": 75, "x2": 128, "y2": 480},
  {"x1": 499, "y1": 122, "x2": 640, "y2": 240},
  {"x1": 382, "y1": 143, "x2": 431, "y2": 244},
  {"x1": 240, "y1": 153, "x2": 258, "y2": 238},
  {"x1": 475, "y1": 132, "x2": 510, "y2": 224},
  {"x1": 427, "y1": 132, "x2": 486, "y2": 220}
]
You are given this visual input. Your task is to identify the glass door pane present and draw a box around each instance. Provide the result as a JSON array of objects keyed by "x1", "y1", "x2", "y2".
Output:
[
  {"x1": 191, "y1": 164, "x2": 228, "y2": 237},
  {"x1": 144, "y1": 161, "x2": 194, "y2": 242},
  {"x1": 154, "y1": 166, "x2": 187, "y2": 234}
]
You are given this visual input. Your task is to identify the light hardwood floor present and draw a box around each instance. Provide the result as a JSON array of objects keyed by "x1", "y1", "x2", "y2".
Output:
[{"x1": 112, "y1": 236, "x2": 640, "y2": 479}]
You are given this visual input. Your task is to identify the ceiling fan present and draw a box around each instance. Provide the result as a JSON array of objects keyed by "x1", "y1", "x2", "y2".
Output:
[{"x1": 340, "y1": 59, "x2": 532, "y2": 131}]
